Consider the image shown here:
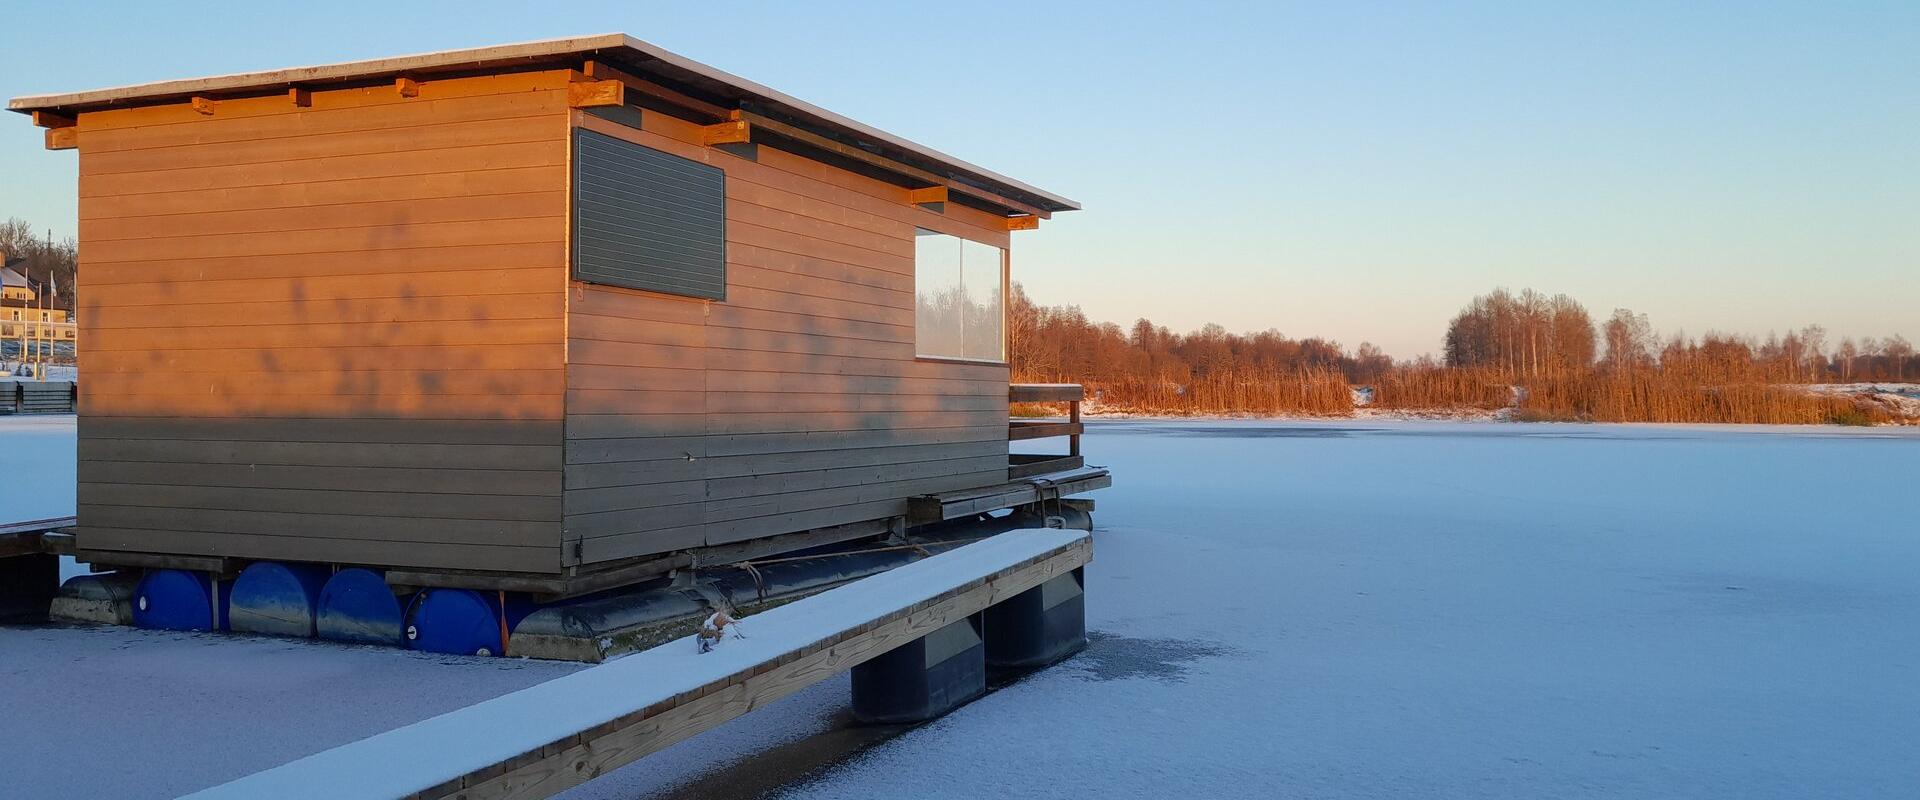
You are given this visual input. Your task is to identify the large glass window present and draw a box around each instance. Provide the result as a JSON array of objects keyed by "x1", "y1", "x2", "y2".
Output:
[{"x1": 914, "y1": 230, "x2": 1005, "y2": 361}]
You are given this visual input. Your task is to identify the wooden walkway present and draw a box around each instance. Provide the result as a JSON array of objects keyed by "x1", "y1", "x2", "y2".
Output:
[
  {"x1": 0, "y1": 516, "x2": 75, "y2": 558},
  {"x1": 185, "y1": 529, "x2": 1093, "y2": 800}
]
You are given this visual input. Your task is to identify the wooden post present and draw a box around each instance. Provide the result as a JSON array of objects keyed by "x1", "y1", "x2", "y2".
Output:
[{"x1": 1070, "y1": 397, "x2": 1082, "y2": 457}]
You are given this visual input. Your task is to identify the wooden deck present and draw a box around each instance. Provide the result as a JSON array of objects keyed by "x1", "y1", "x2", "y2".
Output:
[
  {"x1": 908, "y1": 468, "x2": 1112, "y2": 526},
  {"x1": 185, "y1": 530, "x2": 1093, "y2": 800},
  {"x1": 0, "y1": 516, "x2": 76, "y2": 558}
]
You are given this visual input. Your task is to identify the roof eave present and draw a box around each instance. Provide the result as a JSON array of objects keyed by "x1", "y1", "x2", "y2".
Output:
[{"x1": 7, "y1": 33, "x2": 1080, "y2": 214}]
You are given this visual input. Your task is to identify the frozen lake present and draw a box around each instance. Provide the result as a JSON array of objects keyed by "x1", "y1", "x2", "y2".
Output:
[{"x1": 5, "y1": 416, "x2": 1919, "y2": 798}]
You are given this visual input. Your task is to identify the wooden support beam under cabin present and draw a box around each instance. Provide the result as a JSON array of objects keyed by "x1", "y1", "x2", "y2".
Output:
[
  {"x1": 907, "y1": 186, "x2": 948, "y2": 206},
  {"x1": 288, "y1": 87, "x2": 312, "y2": 107},
  {"x1": 581, "y1": 59, "x2": 733, "y2": 119},
  {"x1": 385, "y1": 553, "x2": 693, "y2": 600},
  {"x1": 75, "y1": 549, "x2": 239, "y2": 576},
  {"x1": 395, "y1": 76, "x2": 420, "y2": 97},
  {"x1": 190, "y1": 96, "x2": 215, "y2": 115},
  {"x1": 567, "y1": 79, "x2": 625, "y2": 108},
  {"x1": 1006, "y1": 215, "x2": 1041, "y2": 231},
  {"x1": 30, "y1": 111, "x2": 74, "y2": 129},
  {"x1": 736, "y1": 110, "x2": 1052, "y2": 219},
  {"x1": 0, "y1": 533, "x2": 44, "y2": 559},
  {"x1": 44, "y1": 127, "x2": 77, "y2": 151},
  {"x1": 701, "y1": 118, "x2": 752, "y2": 146}
]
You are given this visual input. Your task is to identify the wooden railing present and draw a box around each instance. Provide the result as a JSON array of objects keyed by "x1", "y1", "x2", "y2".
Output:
[{"x1": 1008, "y1": 384, "x2": 1084, "y2": 479}]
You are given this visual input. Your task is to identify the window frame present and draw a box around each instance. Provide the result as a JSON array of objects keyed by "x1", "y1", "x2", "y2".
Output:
[{"x1": 911, "y1": 228, "x2": 1009, "y2": 366}]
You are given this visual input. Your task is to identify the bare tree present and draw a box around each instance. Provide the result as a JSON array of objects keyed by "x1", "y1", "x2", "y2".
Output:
[
  {"x1": 1602, "y1": 309, "x2": 1655, "y2": 371},
  {"x1": 1887, "y1": 335, "x2": 1914, "y2": 381}
]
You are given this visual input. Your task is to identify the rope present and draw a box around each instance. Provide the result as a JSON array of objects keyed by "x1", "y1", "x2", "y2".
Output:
[
  {"x1": 1029, "y1": 477, "x2": 1066, "y2": 527},
  {"x1": 739, "y1": 560, "x2": 769, "y2": 602}
]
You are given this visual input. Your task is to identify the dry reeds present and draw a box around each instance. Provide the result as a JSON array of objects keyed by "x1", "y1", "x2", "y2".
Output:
[
  {"x1": 1081, "y1": 369, "x2": 1354, "y2": 416},
  {"x1": 1371, "y1": 366, "x2": 1512, "y2": 410},
  {"x1": 1520, "y1": 371, "x2": 1895, "y2": 425}
]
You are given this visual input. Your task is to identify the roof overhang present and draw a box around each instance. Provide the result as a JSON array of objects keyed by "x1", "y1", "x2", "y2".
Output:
[{"x1": 8, "y1": 33, "x2": 1079, "y2": 216}]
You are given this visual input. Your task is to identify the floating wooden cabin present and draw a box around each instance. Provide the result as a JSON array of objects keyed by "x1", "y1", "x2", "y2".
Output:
[{"x1": 11, "y1": 34, "x2": 1105, "y2": 594}]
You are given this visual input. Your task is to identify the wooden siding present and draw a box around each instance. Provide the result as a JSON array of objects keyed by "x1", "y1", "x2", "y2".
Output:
[
  {"x1": 564, "y1": 111, "x2": 1012, "y2": 564},
  {"x1": 73, "y1": 72, "x2": 574, "y2": 573}
]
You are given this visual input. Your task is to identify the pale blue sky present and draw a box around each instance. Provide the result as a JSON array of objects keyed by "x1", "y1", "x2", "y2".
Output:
[{"x1": 3, "y1": 1, "x2": 1914, "y2": 358}]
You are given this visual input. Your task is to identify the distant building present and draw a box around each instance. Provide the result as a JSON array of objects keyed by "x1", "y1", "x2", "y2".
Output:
[{"x1": 0, "y1": 254, "x2": 75, "y2": 341}]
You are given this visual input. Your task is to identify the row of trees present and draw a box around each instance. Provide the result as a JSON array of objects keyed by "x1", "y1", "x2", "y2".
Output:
[
  {"x1": 1010, "y1": 284, "x2": 1918, "y2": 422},
  {"x1": 1010, "y1": 287, "x2": 1390, "y2": 389},
  {"x1": 0, "y1": 217, "x2": 78, "y2": 313},
  {"x1": 1014, "y1": 283, "x2": 1915, "y2": 389},
  {"x1": 1442, "y1": 289, "x2": 1596, "y2": 376},
  {"x1": 1442, "y1": 289, "x2": 1914, "y2": 383}
]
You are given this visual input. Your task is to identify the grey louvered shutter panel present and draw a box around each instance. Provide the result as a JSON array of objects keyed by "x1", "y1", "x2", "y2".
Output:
[{"x1": 572, "y1": 129, "x2": 727, "y2": 300}]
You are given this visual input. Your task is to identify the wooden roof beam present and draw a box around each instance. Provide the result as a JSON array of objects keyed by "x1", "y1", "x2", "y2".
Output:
[
  {"x1": 736, "y1": 110, "x2": 1050, "y2": 219},
  {"x1": 701, "y1": 118, "x2": 751, "y2": 146},
  {"x1": 907, "y1": 186, "x2": 948, "y2": 207},
  {"x1": 44, "y1": 127, "x2": 76, "y2": 150},
  {"x1": 573, "y1": 61, "x2": 1054, "y2": 219},
  {"x1": 1006, "y1": 215, "x2": 1040, "y2": 231},
  {"x1": 581, "y1": 59, "x2": 731, "y2": 120},
  {"x1": 30, "y1": 111, "x2": 73, "y2": 129},
  {"x1": 567, "y1": 79, "x2": 625, "y2": 108}
]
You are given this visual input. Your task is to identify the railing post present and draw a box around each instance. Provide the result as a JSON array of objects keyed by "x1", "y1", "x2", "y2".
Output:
[{"x1": 1069, "y1": 397, "x2": 1082, "y2": 457}]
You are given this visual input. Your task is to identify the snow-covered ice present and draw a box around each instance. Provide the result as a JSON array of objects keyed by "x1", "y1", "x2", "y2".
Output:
[
  {"x1": 5, "y1": 417, "x2": 1920, "y2": 798},
  {"x1": 0, "y1": 627, "x2": 581, "y2": 797},
  {"x1": 761, "y1": 420, "x2": 1920, "y2": 799}
]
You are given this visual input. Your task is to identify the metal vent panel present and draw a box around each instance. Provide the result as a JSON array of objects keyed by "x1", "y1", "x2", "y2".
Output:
[{"x1": 572, "y1": 128, "x2": 726, "y2": 300}]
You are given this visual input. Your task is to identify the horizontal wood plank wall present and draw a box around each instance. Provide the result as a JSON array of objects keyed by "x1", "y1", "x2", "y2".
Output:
[
  {"x1": 566, "y1": 111, "x2": 1012, "y2": 564},
  {"x1": 73, "y1": 72, "x2": 575, "y2": 573}
]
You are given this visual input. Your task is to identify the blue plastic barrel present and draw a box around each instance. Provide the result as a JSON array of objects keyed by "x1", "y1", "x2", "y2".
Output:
[
  {"x1": 315, "y1": 568, "x2": 412, "y2": 647},
  {"x1": 228, "y1": 562, "x2": 330, "y2": 637},
  {"x1": 132, "y1": 569, "x2": 229, "y2": 632},
  {"x1": 404, "y1": 589, "x2": 533, "y2": 656}
]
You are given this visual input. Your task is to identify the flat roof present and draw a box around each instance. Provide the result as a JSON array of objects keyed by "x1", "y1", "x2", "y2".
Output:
[{"x1": 8, "y1": 34, "x2": 1079, "y2": 214}]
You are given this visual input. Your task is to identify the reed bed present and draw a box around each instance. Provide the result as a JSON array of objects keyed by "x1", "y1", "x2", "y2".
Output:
[
  {"x1": 1520, "y1": 372, "x2": 1896, "y2": 425},
  {"x1": 1071, "y1": 369, "x2": 1354, "y2": 416},
  {"x1": 1370, "y1": 366, "x2": 1512, "y2": 410}
]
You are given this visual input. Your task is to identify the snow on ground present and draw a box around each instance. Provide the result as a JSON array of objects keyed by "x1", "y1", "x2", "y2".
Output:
[
  {"x1": 1805, "y1": 383, "x2": 1920, "y2": 417},
  {"x1": 0, "y1": 364, "x2": 77, "y2": 382},
  {"x1": 757, "y1": 420, "x2": 1920, "y2": 799},
  {"x1": 0, "y1": 628, "x2": 582, "y2": 798},
  {"x1": 5, "y1": 417, "x2": 1920, "y2": 798},
  {"x1": 0, "y1": 414, "x2": 89, "y2": 581}
]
